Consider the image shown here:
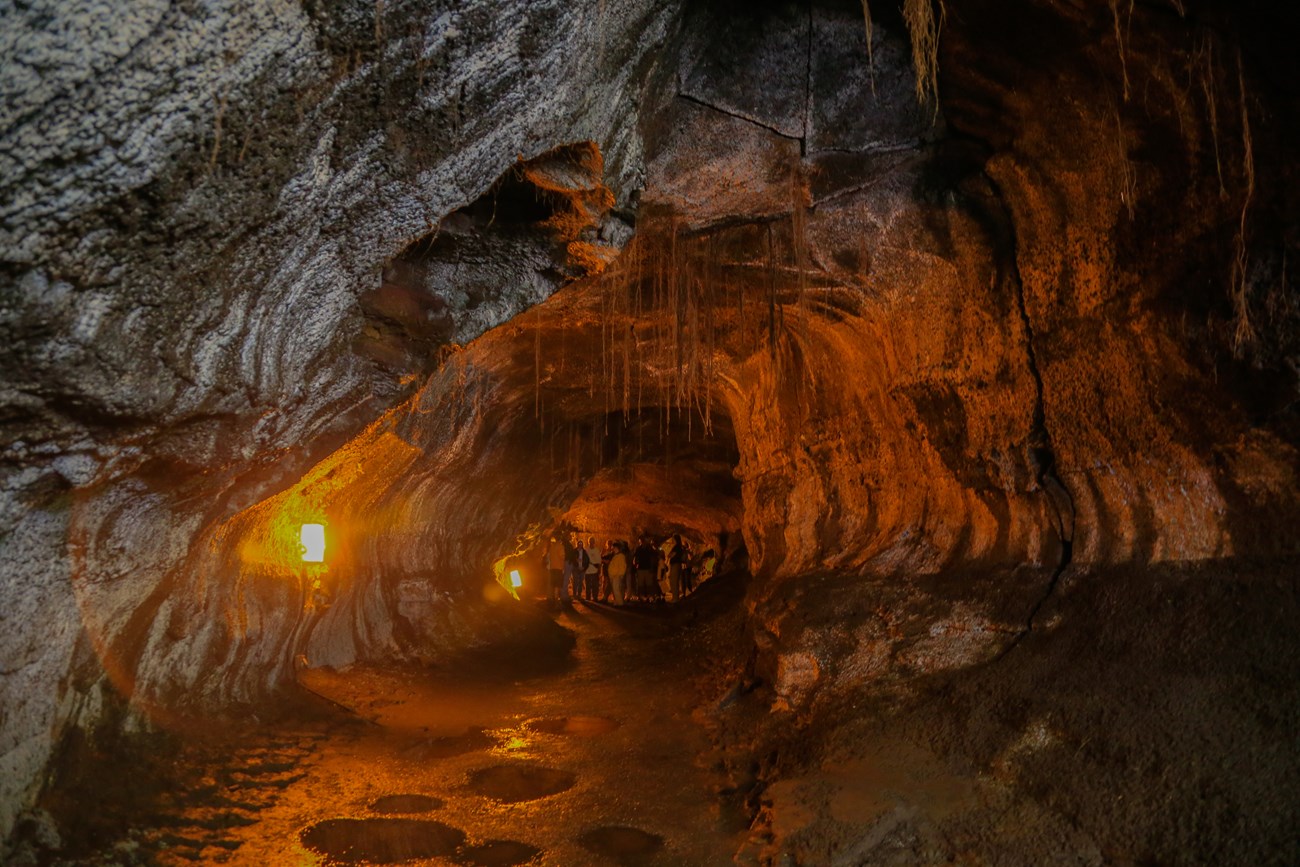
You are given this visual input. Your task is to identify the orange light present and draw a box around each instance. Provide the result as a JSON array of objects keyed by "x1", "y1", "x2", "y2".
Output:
[
  {"x1": 300, "y1": 524, "x2": 326, "y2": 563},
  {"x1": 509, "y1": 569, "x2": 523, "y2": 588}
]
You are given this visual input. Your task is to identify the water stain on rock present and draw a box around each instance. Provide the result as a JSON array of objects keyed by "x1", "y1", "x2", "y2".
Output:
[
  {"x1": 458, "y1": 839, "x2": 542, "y2": 866},
  {"x1": 300, "y1": 817, "x2": 466, "y2": 863},
  {"x1": 529, "y1": 715, "x2": 620, "y2": 736},
  {"x1": 368, "y1": 794, "x2": 445, "y2": 814},
  {"x1": 577, "y1": 825, "x2": 664, "y2": 864},
  {"x1": 465, "y1": 764, "x2": 576, "y2": 802}
]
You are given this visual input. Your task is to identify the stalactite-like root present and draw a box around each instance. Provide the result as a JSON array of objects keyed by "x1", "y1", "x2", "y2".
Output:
[
  {"x1": 1113, "y1": 108, "x2": 1137, "y2": 221},
  {"x1": 1193, "y1": 34, "x2": 1227, "y2": 198},
  {"x1": 1110, "y1": 0, "x2": 1134, "y2": 101},
  {"x1": 903, "y1": 0, "x2": 945, "y2": 113},
  {"x1": 860, "y1": 0, "x2": 877, "y2": 95},
  {"x1": 1231, "y1": 51, "x2": 1256, "y2": 356}
]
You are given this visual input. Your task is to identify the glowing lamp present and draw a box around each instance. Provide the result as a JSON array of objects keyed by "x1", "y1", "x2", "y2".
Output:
[
  {"x1": 509, "y1": 569, "x2": 523, "y2": 588},
  {"x1": 300, "y1": 523, "x2": 326, "y2": 563}
]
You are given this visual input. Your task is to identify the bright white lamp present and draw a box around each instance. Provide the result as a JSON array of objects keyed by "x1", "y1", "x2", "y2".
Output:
[{"x1": 300, "y1": 523, "x2": 326, "y2": 563}]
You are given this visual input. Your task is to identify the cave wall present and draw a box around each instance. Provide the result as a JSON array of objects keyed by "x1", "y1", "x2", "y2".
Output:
[
  {"x1": 0, "y1": 0, "x2": 678, "y2": 840},
  {"x1": 701, "y1": 1, "x2": 1300, "y2": 860},
  {"x1": 264, "y1": 3, "x2": 1300, "y2": 857},
  {"x1": 280, "y1": 0, "x2": 1299, "y2": 701},
  {"x1": 943, "y1": 0, "x2": 1300, "y2": 565},
  {"x1": 635, "y1": 2, "x2": 1059, "y2": 589},
  {"x1": 655, "y1": 0, "x2": 1300, "y2": 600},
  {"x1": 2, "y1": 0, "x2": 1298, "y2": 855}
]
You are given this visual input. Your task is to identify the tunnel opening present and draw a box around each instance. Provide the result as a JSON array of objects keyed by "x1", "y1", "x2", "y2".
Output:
[{"x1": 494, "y1": 405, "x2": 746, "y2": 602}]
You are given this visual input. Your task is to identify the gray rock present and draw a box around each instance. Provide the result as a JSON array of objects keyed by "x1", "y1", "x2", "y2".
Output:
[{"x1": 0, "y1": 0, "x2": 679, "y2": 842}]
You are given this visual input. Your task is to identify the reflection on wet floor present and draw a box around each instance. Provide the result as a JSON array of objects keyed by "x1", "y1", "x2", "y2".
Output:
[
  {"x1": 105, "y1": 593, "x2": 746, "y2": 864},
  {"x1": 527, "y1": 716, "x2": 620, "y2": 737},
  {"x1": 401, "y1": 729, "x2": 497, "y2": 761}
]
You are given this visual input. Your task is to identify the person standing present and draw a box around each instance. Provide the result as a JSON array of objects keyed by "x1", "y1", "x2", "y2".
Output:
[
  {"x1": 633, "y1": 536, "x2": 656, "y2": 603},
  {"x1": 667, "y1": 533, "x2": 684, "y2": 601},
  {"x1": 607, "y1": 540, "x2": 629, "y2": 606},
  {"x1": 680, "y1": 537, "x2": 696, "y2": 596},
  {"x1": 545, "y1": 534, "x2": 566, "y2": 602},
  {"x1": 600, "y1": 539, "x2": 616, "y2": 601},
  {"x1": 583, "y1": 536, "x2": 601, "y2": 600},
  {"x1": 658, "y1": 534, "x2": 674, "y2": 599},
  {"x1": 563, "y1": 533, "x2": 581, "y2": 600}
]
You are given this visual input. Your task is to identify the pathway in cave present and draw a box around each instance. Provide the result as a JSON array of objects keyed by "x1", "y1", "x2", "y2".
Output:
[{"x1": 88, "y1": 584, "x2": 748, "y2": 866}]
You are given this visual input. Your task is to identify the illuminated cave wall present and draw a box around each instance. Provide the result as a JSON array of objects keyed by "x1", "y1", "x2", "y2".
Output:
[
  {"x1": 2, "y1": 0, "x2": 1299, "y2": 850},
  {"x1": 649, "y1": 0, "x2": 1300, "y2": 591},
  {"x1": 287, "y1": 0, "x2": 1299, "y2": 692},
  {"x1": 0, "y1": 0, "x2": 677, "y2": 839}
]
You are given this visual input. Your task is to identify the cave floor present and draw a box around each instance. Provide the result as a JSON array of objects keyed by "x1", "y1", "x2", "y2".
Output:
[{"x1": 69, "y1": 594, "x2": 748, "y2": 866}]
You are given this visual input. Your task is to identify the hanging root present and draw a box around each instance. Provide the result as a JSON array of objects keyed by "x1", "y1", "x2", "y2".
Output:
[
  {"x1": 861, "y1": 0, "x2": 877, "y2": 95},
  {"x1": 1114, "y1": 108, "x2": 1137, "y2": 220},
  {"x1": 1110, "y1": 0, "x2": 1134, "y2": 101},
  {"x1": 903, "y1": 0, "x2": 944, "y2": 111},
  {"x1": 1231, "y1": 51, "x2": 1256, "y2": 356},
  {"x1": 1195, "y1": 35, "x2": 1227, "y2": 198}
]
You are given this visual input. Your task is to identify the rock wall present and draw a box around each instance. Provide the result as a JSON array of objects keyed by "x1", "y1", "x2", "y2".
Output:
[
  {"x1": 2, "y1": 0, "x2": 1298, "y2": 856},
  {"x1": 1, "y1": 0, "x2": 677, "y2": 840}
]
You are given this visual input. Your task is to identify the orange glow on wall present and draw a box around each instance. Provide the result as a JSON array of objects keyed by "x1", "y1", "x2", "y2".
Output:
[
  {"x1": 300, "y1": 524, "x2": 326, "y2": 562},
  {"x1": 213, "y1": 411, "x2": 423, "y2": 584}
]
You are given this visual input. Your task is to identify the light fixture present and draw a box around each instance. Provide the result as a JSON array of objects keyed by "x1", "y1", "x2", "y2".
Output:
[
  {"x1": 509, "y1": 569, "x2": 523, "y2": 588},
  {"x1": 300, "y1": 523, "x2": 326, "y2": 563}
]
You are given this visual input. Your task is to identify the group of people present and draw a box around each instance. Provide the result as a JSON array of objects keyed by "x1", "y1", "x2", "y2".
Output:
[{"x1": 542, "y1": 530, "x2": 722, "y2": 605}]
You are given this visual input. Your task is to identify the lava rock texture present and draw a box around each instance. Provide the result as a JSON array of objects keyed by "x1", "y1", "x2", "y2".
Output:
[
  {"x1": 2, "y1": 0, "x2": 1298, "y2": 861},
  {"x1": 0, "y1": 0, "x2": 675, "y2": 841}
]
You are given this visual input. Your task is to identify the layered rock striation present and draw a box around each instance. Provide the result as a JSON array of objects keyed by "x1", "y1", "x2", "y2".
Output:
[
  {"x1": 2, "y1": 0, "x2": 1298, "y2": 858},
  {"x1": 1, "y1": 0, "x2": 675, "y2": 840}
]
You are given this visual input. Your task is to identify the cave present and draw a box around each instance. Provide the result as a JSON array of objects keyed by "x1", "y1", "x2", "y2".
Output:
[{"x1": 2, "y1": 0, "x2": 1298, "y2": 864}]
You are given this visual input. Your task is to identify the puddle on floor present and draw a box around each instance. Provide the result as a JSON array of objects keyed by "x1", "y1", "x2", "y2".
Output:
[
  {"x1": 465, "y1": 764, "x2": 577, "y2": 803},
  {"x1": 529, "y1": 715, "x2": 620, "y2": 736},
  {"x1": 68, "y1": 594, "x2": 748, "y2": 864},
  {"x1": 299, "y1": 817, "x2": 466, "y2": 863},
  {"x1": 402, "y1": 727, "x2": 497, "y2": 760}
]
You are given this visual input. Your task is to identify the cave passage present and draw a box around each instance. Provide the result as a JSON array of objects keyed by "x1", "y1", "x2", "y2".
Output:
[
  {"x1": 47, "y1": 581, "x2": 753, "y2": 865},
  {"x1": 4, "y1": 0, "x2": 1300, "y2": 864},
  {"x1": 35, "y1": 254, "x2": 763, "y2": 862},
  {"x1": 498, "y1": 406, "x2": 745, "y2": 604}
]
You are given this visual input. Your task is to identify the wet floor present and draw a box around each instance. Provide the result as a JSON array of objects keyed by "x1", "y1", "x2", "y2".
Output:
[{"x1": 105, "y1": 597, "x2": 746, "y2": 865}]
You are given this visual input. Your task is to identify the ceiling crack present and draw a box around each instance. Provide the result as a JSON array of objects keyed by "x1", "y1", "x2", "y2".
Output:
[{"x1": 674, "y1": 93, "x2": 803, "y2": 145}]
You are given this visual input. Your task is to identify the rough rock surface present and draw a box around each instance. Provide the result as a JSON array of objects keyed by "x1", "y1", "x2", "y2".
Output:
[
  {"x1": 0, "y1": 0, "x2": 676, "y2": 841},
  {"x1": 3, "y1": 0, "x2": 1299, "y2": 860}
]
